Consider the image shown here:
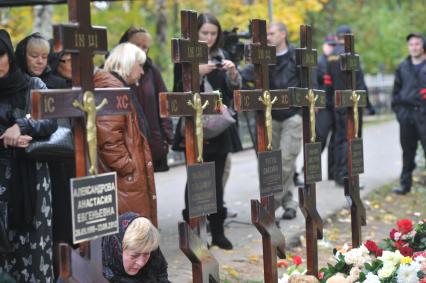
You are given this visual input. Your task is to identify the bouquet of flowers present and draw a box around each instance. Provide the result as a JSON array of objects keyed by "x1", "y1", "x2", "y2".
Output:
[
  {"x1": 380, "y1": 217, "x2": 426, "y2": 256},
  {"x1": 278, "y1": 255, "x2": 308, "y2": 283},
  {"x1": 319, "y1": 216, "x2": 426, "y2": 283}
]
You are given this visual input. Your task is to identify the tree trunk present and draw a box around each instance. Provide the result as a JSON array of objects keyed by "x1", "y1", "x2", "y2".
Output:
[
  {"x1": 33, "y1": 5, "x2": 53, "y2": 38},
  {"x1": 155, "y1": 0, "x2": 167, "y2": 72}
]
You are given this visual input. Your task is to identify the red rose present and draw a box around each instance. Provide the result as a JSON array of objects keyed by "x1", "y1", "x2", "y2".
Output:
[
  {"x1": 292, "y1": 255, "x2": 303, "y2": 266},
  {"x1": 394, "y1": 240, "x2": 407, "y2": 249},
  {"x1": 364, "y1": 240, "x2": 379, "y2": 254},
  {"x1": 397, "y1": 219, "x2": 413, "y2": 234},
  {"x1": 376, "y1": 248, "x2": 383, "y2": 257},
  {"x1": 399, "y1": 246, "x2": 414, "y2": 257},
  {"x1": 420, "y1": 277, "x2": 426, "y2": 283},
  {"x1": 318, "y1": 272, "x2": 324, "y2": 279},
  {"x1": 390, "y1": 228, "x2": 398, "y2": 240}
]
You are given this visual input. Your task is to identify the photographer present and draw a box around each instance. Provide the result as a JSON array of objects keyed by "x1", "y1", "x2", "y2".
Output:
[{"x1": 173, "y1": 13, "x2": 242, "y2": 250}]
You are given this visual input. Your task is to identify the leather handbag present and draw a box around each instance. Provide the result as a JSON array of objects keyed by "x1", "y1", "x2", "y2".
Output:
[
  {"x1": 202, "y1": 104, "x2": 236, "y2": 139},
  {"x1": 25, "y1": 118, "x2": 74, "y2": 161}
]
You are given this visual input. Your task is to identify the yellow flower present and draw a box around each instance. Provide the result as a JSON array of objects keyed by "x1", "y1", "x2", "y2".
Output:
[{"x1": 400, "y1": 256, "x2": 413, "y2": 264}]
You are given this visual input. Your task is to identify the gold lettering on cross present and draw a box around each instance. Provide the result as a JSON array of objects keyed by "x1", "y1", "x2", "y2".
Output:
[
  {"x1": 259, "y1": 90, "x2": 277, "y2": 150},
  {"x1": 88, "y1": 34, "x2": 98, "y2": 48},
  {"x1": 306, "y1": 89, "x2": 318, "y2": 143},
  {"x1": 74, "y1": 33, "x2": 85, "y2": 48},
  {"x1": 171, "y1": 99, "x2": 178, "y2": 113},
  {"x1": 187, "y1": 93, "x2": 209, "y2": 163},
  {"x1": 188, "y1": 46, "x2": 194, "y2": 58},
  {"x1": 351, "y1": 91, "x2": 360, "y2": 138},
  {"x1": 72, "y1": 91, "x2": 108, "y2": 175},
  {"x1": 44, "y1": 96, "x2": 55, "y2": 113}
]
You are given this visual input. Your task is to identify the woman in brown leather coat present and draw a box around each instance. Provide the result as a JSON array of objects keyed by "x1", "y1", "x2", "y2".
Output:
[{"x1": 94, "y1": 42, "x2": 158, "y2": 227}]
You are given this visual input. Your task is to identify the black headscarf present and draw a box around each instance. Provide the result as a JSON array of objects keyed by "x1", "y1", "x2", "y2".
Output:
[
  {"x1": 15, "y1": 33, "x2": 66, "y2": 89},
  {"x1": 102, "y1": 212, "x2": 170, "y2": 283},
  {"x1": 0, "y1": 29, "x2": 29, "y2": 107}
]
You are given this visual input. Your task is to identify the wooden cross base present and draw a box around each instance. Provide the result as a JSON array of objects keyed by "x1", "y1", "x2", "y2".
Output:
[
  {"x1": 179, "y1": 220, "x2": 219, "y2": 283},
  {"x1": 344, "y1": 177, "x2": 366, "y2": 247},
  {"x1": 251, "y1": 195, "x2": 286, "y2": 283},
  {"x1": 56, "y1": 241, "x2": 106, "y2": 283},
  {"x1": 298, "y1": 186, "x2": 323, "y2": 276}
]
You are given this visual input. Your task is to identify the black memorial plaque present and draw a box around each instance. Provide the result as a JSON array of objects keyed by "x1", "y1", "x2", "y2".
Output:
[
  {"x1": 258, "y1": 150, "x2": 283, "y2": 198},
  {"x1": 350, "y1": 138, "x2": 364, "y2": 175},
  {"x1": 304, "y1": 142, "x2": 322, "y2": 184},
  {"x1": 187, "y1": 162, "x2": 217, "y2": 218},
  {"x1": 71, "y1": 172, "x2": 118, "y2": 244}
]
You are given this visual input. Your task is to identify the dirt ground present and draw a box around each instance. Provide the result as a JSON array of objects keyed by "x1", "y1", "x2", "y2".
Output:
[{"x1": 219, "y1": 170, "x2": 426, "y2": 282}]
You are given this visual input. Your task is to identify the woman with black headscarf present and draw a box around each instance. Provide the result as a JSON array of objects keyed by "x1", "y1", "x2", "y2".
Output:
[
  {"x1": 0, "y1": 29, "x2": 57, "y2": 282},
  {"x1": 16, "y1": 33, "x2": 76, "y2": 248},
  {"x1": 15, "y1": 32, "x2": 67, "y2": 89},
  {"x1": 102, "y1": 212, "x2": 170, "y2": 282}
]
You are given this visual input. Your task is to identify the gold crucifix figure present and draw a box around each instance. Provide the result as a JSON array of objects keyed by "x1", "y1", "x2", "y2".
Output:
[
  {"x1": 306, "y1": 89, "x2": 318, "y2": 143},
  {"x1": 72, "y1": 91, "x2": 108, "y2": 175},
  {"x1": 351, "y1": 91, "x2": 360, "y2": 138},
  {"x1": 259, "y1": 90, "x2": 277, "y2": 150},
  {"x1": 187, "y1": 92, "x2": 209, "y2": 163}
]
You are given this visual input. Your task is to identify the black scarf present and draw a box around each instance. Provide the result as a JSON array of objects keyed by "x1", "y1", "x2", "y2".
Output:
[
  {"x1": 0, "y1": 30, "x2": 28, "y2": 108},
  {"x1": 0, "y1": 30, "x2": 38, "y2": 230}
]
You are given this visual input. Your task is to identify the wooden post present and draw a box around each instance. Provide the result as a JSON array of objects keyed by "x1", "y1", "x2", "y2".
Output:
[
  {"x1": 334, "y1": 33, "x2": 367, "y2": 248},
  {"x1": 31, "y1": 1, "x2": 132, "y2": 281},
  {"x1": 233, "y1": 19, "x2": 288, "y2": 283},
  {"x1": 159, "y1": 10, "x2": 221, "y2": 283},
  {"x1": 288, "y1": 25, "x2": 326, "y2": 276}
]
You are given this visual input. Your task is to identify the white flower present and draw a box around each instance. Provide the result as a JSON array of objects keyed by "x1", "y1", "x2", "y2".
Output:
[
  {"x1": 397, "y1": 263, "x2": 420, "y2": 283},
  {"x1": 363, "y1": 272, "x2": 380, "y2": 283},
  {"x1": 344, "y1": 247, "x2": 371, "y2": 267},
  {"x1": 394, "y1": 232, "x2": 402, "y2": 240},
  {"x1": 278, "y1": 273, "x2": 289, "y2": 283},
  {"x1": 347, "y1": 266, "x2": 361, "y2": 282},
  {"x1": 378, "y1": 263, "x2": 395, "y2": 279},
  {"x1": 379, "y1": 250, "x2": 403, "y2": 267}
]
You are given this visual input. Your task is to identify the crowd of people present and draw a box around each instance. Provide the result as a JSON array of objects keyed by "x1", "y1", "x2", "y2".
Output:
[{"x1": 0, "y1": 10, "x2": 425, "y2": 282}]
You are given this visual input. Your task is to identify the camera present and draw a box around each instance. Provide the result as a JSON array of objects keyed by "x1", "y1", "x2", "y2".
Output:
[
  {"x1": 222, "y1": 26, "x2": 251, "y2": 66},
  {"x1": 211, "y1": 55, "x2": 223, "y2": 68}
]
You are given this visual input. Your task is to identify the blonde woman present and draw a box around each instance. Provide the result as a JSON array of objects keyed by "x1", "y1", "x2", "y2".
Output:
[
  {"x1": 102, "y1": 212, "x2": 170, "y2": 282},
  {"x1": 94, "y1": 43, "x2": 158, "y2": 226}
]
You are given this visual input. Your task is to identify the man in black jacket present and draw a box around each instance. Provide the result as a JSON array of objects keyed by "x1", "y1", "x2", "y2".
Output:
[
  {"x1": 325, "y1": 25, "x2": 369, "y2": 187},
  {"x1": 392, "y1": 33, "x2": 426, "y2": 195},
  {"x1": 241, "y1": 22, "x2": 302, "y2": 220},
  {"x1": 267, "y1": 22, "x2": 302, "y2": 220}
]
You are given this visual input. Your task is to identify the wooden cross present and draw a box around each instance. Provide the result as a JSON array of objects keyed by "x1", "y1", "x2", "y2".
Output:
[
  {"x1": 234, "y1": 19, "x2": 287, "y2": 283},
  {"x1": 159, "y1": 10, "x2": 220, "y2": 283},
  {"x1": 31, "y1": 0, "x2": 131, "y2": 281},
  {"x1": 288, "y1": 25, "x2": 325, "y2": 276},
  {"x1": 334, "y1": 34, "x2": 367, "y2": 248}
]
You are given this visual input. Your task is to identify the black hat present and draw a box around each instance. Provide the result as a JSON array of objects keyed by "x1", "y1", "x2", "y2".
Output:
[
  {"x1": 324, "y1": 34, "x2": 337, "y2": 45},
  {"x1": 406, "y1": 32, "x2": 423, "y2": 42},
  {"x1": 336, "y1": 25, "x2": 352, "y2": 37}
]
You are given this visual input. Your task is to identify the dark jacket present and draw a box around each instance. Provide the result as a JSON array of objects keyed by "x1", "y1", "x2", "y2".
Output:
[
  {"x1": 102, "y1": 213, "x2": 170, "y2": 283},
  {"x1": 270, "y1": 47, "x2": 300, "y2": 121},
  {"x1": 134, "y1": 58, "x2": 173, "y2": 171},
  {"x1": 325, "y1": 44, "x2": 368, "y2": 99},
  {"x1": 172, "y1": 49, "x2": 243, "y2": 155},
  {"x1": 391, "y1": 56, "x2": 426, "y2": 117},
  {"x1": 94, "y1": 71, "x2": 158, "y2": 226},
  {"x1": 15, "y1": 32, "x2": 67, "y2": 89},
  {"x1": 240, "y1": 46, "x2": 300, "y2": 121}
]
